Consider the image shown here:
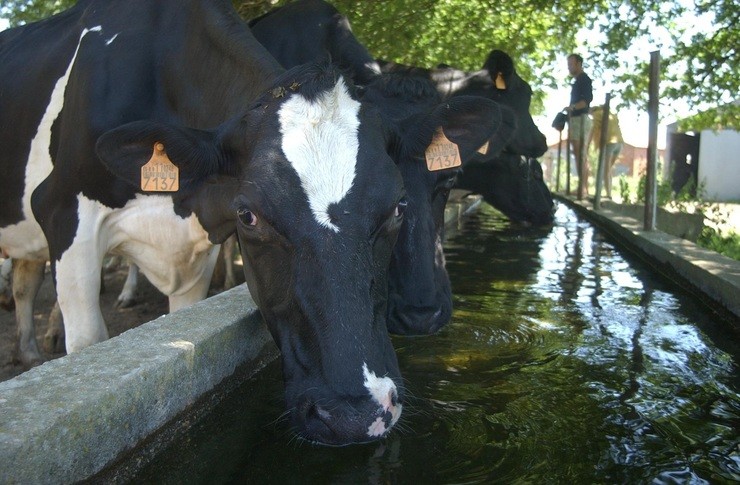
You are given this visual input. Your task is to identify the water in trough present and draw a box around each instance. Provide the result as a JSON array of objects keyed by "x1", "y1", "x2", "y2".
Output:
[{"x1": 133, "y1": 203, "x2": 740, "y2": 483}]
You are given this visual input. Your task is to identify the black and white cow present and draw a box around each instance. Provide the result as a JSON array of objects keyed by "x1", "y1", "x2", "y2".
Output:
[
  {"x1": 0, "y1": 0, "x2": 504, "y2": 445},
  {"x1": 379, "y1": 51, "x2": 555, "y2": 226}
]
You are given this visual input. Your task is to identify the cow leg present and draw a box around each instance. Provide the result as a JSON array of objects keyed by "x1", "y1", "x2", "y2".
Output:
[
  {"x1": 222, "y1": 235, "x2": 237, "y2": 290},
  {"x1": 605, "y1": 152, "x2": 618, "y2": 198},
  {"x1": 55, "y1": 245, "x2": 108, "y2": 353},
  {"x1": 12, "y1": 259, "x2": 46, "y2": 368},
  {"x1": 116, "y1": 262, "x2": 139, "y2": 308},
  {"x1": 104, "y1": 254, "x2": 123, "y2": 272},
  {"x1": 168, "y1": 246, "x2": 220, "y2": 312},
  {"x1": 211, "y1": 245, "x2": 226, "y2": 289},
  {"x1": 0, "y1": 258, "x2": 14, "y2": 311},
  {"x1": 43, "y1": 300, "x2": 65, "y2": 353}
]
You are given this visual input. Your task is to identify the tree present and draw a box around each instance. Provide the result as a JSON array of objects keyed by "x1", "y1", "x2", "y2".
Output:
[
  {"x1": 1, "y1": 0, "x2": 737, "y2": 129},
  {"x1": 589, "y1": 0, "x2": 739, "y2": 130},
  {"x1": 0, "y1": 0, "x2": 75, "y2": 25}
]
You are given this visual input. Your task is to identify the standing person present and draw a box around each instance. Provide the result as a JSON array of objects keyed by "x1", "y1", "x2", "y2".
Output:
[
  {"x1": 591, "y1": 105, "x2": 624, "y2": 198},
  {"x1": 564, "y1": 54, "x2": 593, "y2": 199}
]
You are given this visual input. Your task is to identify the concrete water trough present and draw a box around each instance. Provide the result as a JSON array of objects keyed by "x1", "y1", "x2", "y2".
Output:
[
  {"x1": 558, "y1": 195, "x2": 740, "y2": 321},
  {"x1": 0, "y1": 285, "x2": 276, "y2": 483},
  {"x1": 0, "y1": 191, "x2": 483, "y2": 483}
]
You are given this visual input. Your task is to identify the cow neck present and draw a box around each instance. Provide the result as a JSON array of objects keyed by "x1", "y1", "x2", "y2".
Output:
[{"x1": 163, "y1": 0, "x2": 284, "y2": 128}]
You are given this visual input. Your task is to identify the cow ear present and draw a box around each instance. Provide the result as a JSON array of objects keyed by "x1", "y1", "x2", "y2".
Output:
[
  {"x1": 96, "y1": 121, "x2": 227, "y2": 191},
  {"x1": 412, "y1": 96, "x2": 516, "y2": 162}
]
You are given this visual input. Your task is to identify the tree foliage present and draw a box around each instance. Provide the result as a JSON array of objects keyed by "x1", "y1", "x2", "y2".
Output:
[
  {"x1": 1, "y1": 0, "x2": 737, "y2": 129},
  {"x1": 0, "y1": 0, "x2": 74, "y2": 25}
]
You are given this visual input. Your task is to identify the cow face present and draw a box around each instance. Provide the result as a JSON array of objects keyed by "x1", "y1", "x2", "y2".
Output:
[
  {"x1": 362, "y1": 76, "x2": 516, "y2": 335},
  {"x1": 228, "y1": 73, "x2": 407, "y2": 446}
]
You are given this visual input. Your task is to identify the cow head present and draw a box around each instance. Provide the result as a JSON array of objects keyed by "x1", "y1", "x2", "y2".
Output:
[
  {"x1": 452, "y1": 51, "x2": 554, "y2": 225},
  {"x1": 96, "y1": 63, "x2": 503, "y2": 444},
  {"x1": 481, "y1": 50, "x2": 548, "y2": 158},
  {"x1": 457, "y1": 154, "x2": 554, "y2": 226},
  {"x1": 361, "y1": 74, "x2": 516, "y2": 335}
]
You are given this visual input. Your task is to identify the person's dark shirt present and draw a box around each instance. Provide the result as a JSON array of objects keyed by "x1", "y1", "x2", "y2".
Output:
[{"x1": 570, "y1": 72, "x2": 593, "y2": 116}]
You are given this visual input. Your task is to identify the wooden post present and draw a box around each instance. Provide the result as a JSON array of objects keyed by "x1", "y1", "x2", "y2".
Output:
[
  {"x1": 556, "y1": 129, "x2": 563, "y2": 192},
  {"x1": 644, "y1": 51, "x2": 660, "y2": 231},
  {"x1": 594, "y1": 93, "x2": 611, "y2": 210},
  {"x1": 566, "y1": 112, "x2": 571, "y2": 195}
]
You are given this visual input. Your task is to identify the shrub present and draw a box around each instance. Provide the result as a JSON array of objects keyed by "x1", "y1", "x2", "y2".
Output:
[{"x1": 621, "y1": 173, "x2": 739, "y2": 261}]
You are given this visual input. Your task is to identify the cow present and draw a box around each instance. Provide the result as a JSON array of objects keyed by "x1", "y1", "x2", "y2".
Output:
[
  {"x1": 249, "y1": 0, "x2": 547, "y2": 335},
  {"x1": 0, "y1": 0, "x2": 504, "y2": 445}
]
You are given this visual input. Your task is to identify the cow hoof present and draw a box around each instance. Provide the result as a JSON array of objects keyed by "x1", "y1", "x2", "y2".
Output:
[
  {"x1": 116, "y1": 296, "x2": 137, "y2": 309},
  {"x1": 15, "y1": 350, "x2": 44, "y2": 369},
  {"x1": 43, "y1": 331, "x2": 65, "y2": 354}
]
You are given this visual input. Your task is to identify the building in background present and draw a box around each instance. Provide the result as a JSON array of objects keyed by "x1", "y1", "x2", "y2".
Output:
[{"x1": 665, "y1": 103, "x2": 740, "y2": 201}]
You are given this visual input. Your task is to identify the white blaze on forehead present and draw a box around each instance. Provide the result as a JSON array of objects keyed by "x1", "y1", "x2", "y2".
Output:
[
  {"x1": 363, "y1": 363, "x2": 402, "y2": 438},
  {"x1": 278, "y1": 78, "x2": 360, "y2": 232}
]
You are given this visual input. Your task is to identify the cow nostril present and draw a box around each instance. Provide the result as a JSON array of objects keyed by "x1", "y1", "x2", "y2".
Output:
[{"x1": 390, "y1": 390, "x2": 398, "y2": 407}]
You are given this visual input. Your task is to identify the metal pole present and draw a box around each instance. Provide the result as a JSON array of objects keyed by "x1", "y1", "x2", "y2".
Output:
[
  {"x1": 594, "y1": 93, "x2": 611, "y2": 210},
  {"x1": 566, "y1": 113, "x2": 571, "y2": 195},
  {"x1": 556, "y1": 129, "x2": 562, "y2": 191},
  {"x1": 644, "y1": 51, "x2": 660, "y2": 231},
  {"x1": 578, "y1": 113, "x2": 586, "y2": 200}
]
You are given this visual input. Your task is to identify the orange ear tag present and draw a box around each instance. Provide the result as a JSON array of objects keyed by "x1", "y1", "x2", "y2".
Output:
[
  {"x1": 425, "y1": 128, "x2": 461, "y2": 172},
  {"x1": 140, "y1": 142, "x2": 179, "y2": 192},
  {"x1": 495, "y1": 73, "x2": 506, "y2": 90},
  {"x1": 477, "y1": 141, "x2": 489, "y2": 155}
]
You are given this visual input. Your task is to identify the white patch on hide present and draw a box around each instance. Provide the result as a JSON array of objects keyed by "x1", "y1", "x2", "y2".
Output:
[
  {"x1": 278, "y1": 78, "x2": 360, "y2": 232},
  {"x1": 56, "y1": 193, "x2": 216, "y2": 352},
  {"x1": 363, "y1": 362, "x2": 402, "y2": 437}
]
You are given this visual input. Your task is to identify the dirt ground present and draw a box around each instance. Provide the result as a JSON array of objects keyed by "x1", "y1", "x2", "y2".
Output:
[{"x1": 0, "y1": 255, "x2": 243, "y2": 383}]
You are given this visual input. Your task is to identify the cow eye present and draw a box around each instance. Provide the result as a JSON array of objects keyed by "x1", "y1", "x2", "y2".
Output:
[
  {"x1": 237, "y1": 208, "x2": 258, "y2": 226},
  {"x1": 394, "y1": 198, "x2": 408, "y2": 218}
]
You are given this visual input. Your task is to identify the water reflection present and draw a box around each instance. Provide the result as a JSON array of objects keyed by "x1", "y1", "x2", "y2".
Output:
[{"x1": 134, "y1": 203, "x2": 740, "y2": 484}]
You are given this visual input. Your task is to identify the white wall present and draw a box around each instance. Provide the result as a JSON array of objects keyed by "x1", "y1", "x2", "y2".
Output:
[{"x1": 698, "y1": 130, "x2": 740, "y2": 201}]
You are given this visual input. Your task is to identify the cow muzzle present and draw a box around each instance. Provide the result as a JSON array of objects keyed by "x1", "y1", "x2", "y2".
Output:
[{"x1": 290, "y1": 378, "x2": 403, "y2": 446}]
